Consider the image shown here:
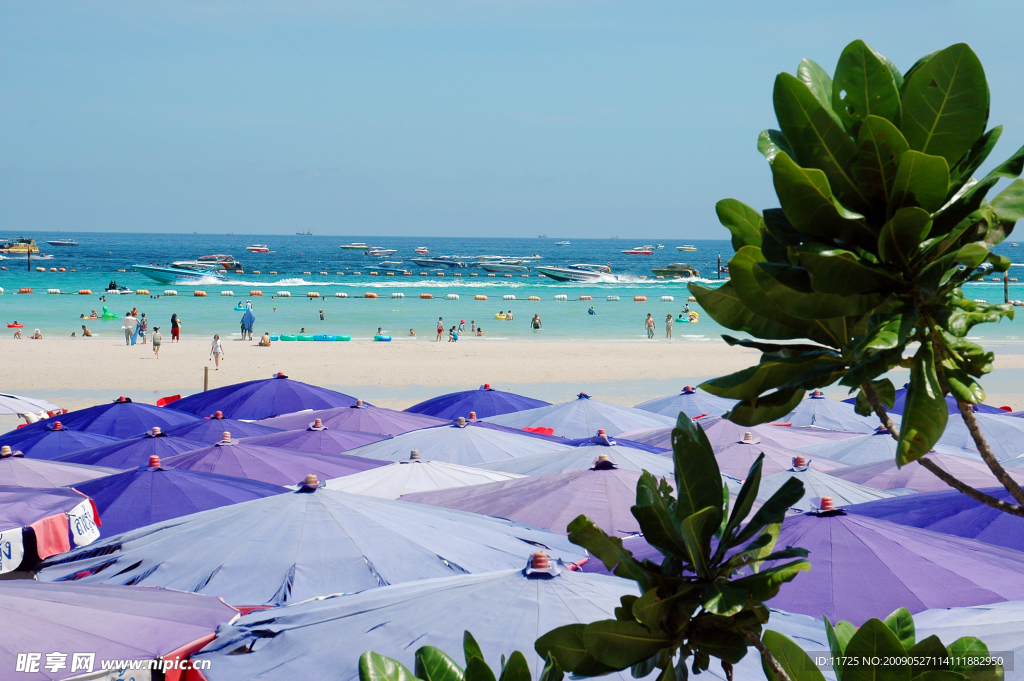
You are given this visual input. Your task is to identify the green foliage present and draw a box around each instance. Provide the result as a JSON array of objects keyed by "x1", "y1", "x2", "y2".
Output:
[
  {"x1": 536, "y1": 416, "x2": 809, "y2": 679},
  {"x1": 761, "y1": 608, "x2": 1004, "y2": 681},
  {"x1": 691, "y1": 40, "x2": 1024, "y2": 461}
]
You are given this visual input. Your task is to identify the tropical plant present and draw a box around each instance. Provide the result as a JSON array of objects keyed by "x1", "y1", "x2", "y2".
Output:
[
  {"x1": 534, "y1": 415, "x2": 809, "y2": 681},
  {"x1": 360, "y1": 631, "x2": 563, "y2": 681},
  {"x1": 689, "y1": 39, "x2": 1024, "y2": 516},
  {"x1": 762, "y1": 606, "x2": 1004, "y2": 681}
]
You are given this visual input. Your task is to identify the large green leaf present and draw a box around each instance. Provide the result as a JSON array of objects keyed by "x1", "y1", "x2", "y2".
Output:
[
  {"x1": 890, "y1": 151, "x2": 950, "y2": 214},
  {"x1": 798, "y1": 247, "x2": 901, "y2": 295},
  {"x1": 853, "y1": 378, "x2": 896, "y2": 417},
  {"x1": 798, "y1": 58, "x2": 837, "y2": 115},
  {"x1": 883, "y1": 607, "x2": 915, "y2": 649},
  {"x1": 465, "y1": 656, "x2": 497, "y2": 681},
  {"x1": 688, "y1": 281, "x2": 819, "y2": 343},
  {"x1": 734, "y1": 476, "x2": 806, "y2": 544},
  {"x1": 854, "y1": 116, "x2": 910, "y2": 210},
  {"x1": 825, "y1": 617, "x2": 857, "y2": 681},
  {"x1": 832, "y1": 40, "x2": 901, "y2": 132},
  {"x1": 701, "y1": 583, "x2": 748, "y2": 617},
  {"x1": 729, "y1": 559, "x2": 810, "y2": 601},
  {"x1": 360, "y1": 652, "x2": 419, "y2": 681},
  {"x1": 991, "y1": 178, "x2": 1024, "y2": 224},
  {"x1": 774, "y1": 72, "x2": 867, "y2": 212},
  {"x1": 761, "y1": 630, "x2": 826, "y2": 681},
  {"x1": 565, "y1": 515, "x2": 650, "y2": 588},
  {"x1": 727, "y1": 388, "x2": 807, "y2": 427},
  {"x1": 678, "y1": 506, "x2": 720, "y2": 578},
  {"x1": 715, "y1": 453, "x2": 764, "y2": 556},
  {"x1": 701, "y1": 357, "x2": 839, "y2": 401},
  {"x1": 843, "y1": 619, "x2": 910, "y2": 681},
  {"x1": 716, "y1": 199, "x2": 764, "y2": 251},
  {"x1": 497, "y1": 652, "x2": 531, "y2": 681},
  {"x1": 632, "y1": 473, "x2": 695, "y2": 560},
  {"x1": 900, "y1": 43, "x2": 989, "y2": 165},
  {"x1": 948, "y1": 126, "x2": 1002, "y2": 195},
  {"x1": 896, "y1": 343, "x2": 948, "y2": 466},
  {"x1": 878, "y1": 207, "x2": 932, "y2": 268},
  {"x1": 753, "y1": 260, "x2": 883, "y2": 320},
  {"x1": 417, "y1": 648, "x2": 466, "y2": 681},
  {"x1": 583, "y1": 620, "x2": 671, "y2": 670},
  {"x1": 464, "y1": 631, "x2": 485, "y2": 666},
  {"x1": 907, "y1": 635, "x2": 948, "y2": 676},
  {"x1": 534, "y1": 625, "x2": 618, "y2": 677},
  {"x1": 759, "y1": 129, "x2": 794, "y2": 164},
  {"x1": 670, "y1": 415, "x2": 724, "y2": 521},
  {"x1": 947, "y1": 637, "x2": 1004, "y2": 681}
]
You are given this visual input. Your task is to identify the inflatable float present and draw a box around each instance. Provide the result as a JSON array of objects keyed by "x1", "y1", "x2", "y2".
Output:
[
  {"x1": 7, "y1": 323, "x2": 23, "y2": 329},
  {"x1": 269, "y1": 335, "x2": 280, "y2": 341},
  {"x1": 336, "y1": 335, "x2": 351, "y2": 341},
  {"x1": 279, "y1": 335, "x2": 297, "y2": 341},
  {"x1": 495, "y1": 313, "x2": 507, "y2": 320},
  {"x1": 297, "y1": 334, "x2": 315, "y2": 341},
  {"x1": 234, "y1": 304, "x2": 246, "y2": 311},
  {"x1": 313, "y1": 334, "x2": 335, "y2": 341},
  {"x1": 100, "y1": 306, "x2": 121, "y2": 319},
  {"x1": 675, "y1": 312, "x2": 700, "y2": 323},
  {"x1": 374, "y1": 335, "x2": 392, "y2": 342}
]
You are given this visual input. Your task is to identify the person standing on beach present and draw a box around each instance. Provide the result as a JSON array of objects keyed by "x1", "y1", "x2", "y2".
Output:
[
  {"x1": 171, "y1": 314, "x2": 180, "y2": 342},
  {"x1": 665, "y1": 314, "x2": 673, "y2": 339},
  {"x1": 471, "y1": 321, "x2": 476, "y2": 332},
  {"x1": 320, "y1": 309, "x2": 325, "y2": 321},
  {"x1": 210, "y1": 334, "x2": 224, "y2": 369},
  {"x1": 645, "y1": 314, "x2": 655, "y2": 339},
  {"x1": 139, "y1": 313, "x2": 148, "y2": 344},
  {"x1": 122, "y1": 313, "x2": 137, "y2": 345},
  {"x1": 436, "y1": 317, "x2": 444, "y2": 341},
  {"x1": 152, "y1": 327, "x2": 162, "y2": 358}
]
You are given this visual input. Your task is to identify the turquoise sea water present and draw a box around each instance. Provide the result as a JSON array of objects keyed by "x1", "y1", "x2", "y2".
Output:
[{"x1": 1, "y1": 233, "x2": 1022, "y2": 341}]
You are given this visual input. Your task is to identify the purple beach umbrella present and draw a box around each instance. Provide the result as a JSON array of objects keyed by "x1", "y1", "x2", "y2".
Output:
[
  {"x1": 164, "y1": 372, "x2": 361, "y2": 420},
  {"x1": 633, "y1": 385, "x2": 737, "y2": 419},
  {"x1": 53, "y1": 427, "x2": 206, "y2": 469},
  {"x1": 0, "y1": 581, "x2": 237, "y2": 680},
  {"x1": 842, "y1": 382, "x2": 1006, "y2": 415},
  {"x1": 161, "y1": 410, "x2": 282, "y2": 442},
  {"x1": 0, "y1": 421, "x2": 119, "y2": 461},
  {"x1": 780, "y1": 390, "x2": 883, "y2": 433},
  {"x1": 240, "y1": 418, "x2": 389, "y2": 454},
  {"x1": 0, "y1": 445, "x2": 117, "y2": 488},
  {"x1": 795, "y1": 426, "x2": 968, "y2": 466},
  {"x1": 71, "y1": 455, "x2": 287, "y2": 536},
  {"x1": 827, "y1": 452, "x2": 1024, "y2": 493},
  {"x1": 3, "y1": 396, "x2": 200, "y2": 439},
  {"x1": 712, "y1": 430, "x2": 845, "y2": 480},
  {"x1": 620, "y1": 417, "x2": 859, "y2": 451},
  {"x1": 259, "y1": 399, "x2": 448, "y2": 435},
  {"x1": 935, "y1": 413, "x2": 1024, "y2": 460},
  {"x1": 484, "y1": 392, "x2": 675, "y2": 438},
  {"x1": 0, "y1": 485, "x2": 99, "y2": 565},
  {"x1": 405, "y1": 384, "x2": 550, "y2": 420},
  {"x1": 163, "y1": 432, "x2": 387, "y2": 486},
  {"x1": 754, "y1": 462, "x2": 900, "y2": 512}
]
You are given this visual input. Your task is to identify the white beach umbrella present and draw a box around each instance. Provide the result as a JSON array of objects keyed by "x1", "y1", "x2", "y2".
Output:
[{"x1": 0, "y1": 393, "x2": 60, "y2": 417}]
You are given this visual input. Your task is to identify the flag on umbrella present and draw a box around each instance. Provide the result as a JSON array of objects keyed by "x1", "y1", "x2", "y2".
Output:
[
  {"x1": 0, "y1": 445, "x2": 117, "y2": 488},
  {"x1": 0, "y1": 421, "x2": 119, "y2": 461},
  {"x1": 164, "y1": 372, "x2": 361, "y2": 420},
  {"x1": 405, "y1": 384, "x2": 550, "y2": 420},
  {"x1": 484, "y1": 392, "x2": 675, "y2": 438},
  {"x1": 2, "y1": 396, "x2": 200, "y2": 439},
  {"x1": 259, "y1": 399, "x2": 447, "y2": 436}
]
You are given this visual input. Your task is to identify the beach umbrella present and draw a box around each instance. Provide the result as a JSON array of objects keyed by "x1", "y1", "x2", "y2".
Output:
[
  {"x1": 620, "y1": 417, "x2": 860, "y2": 451},
  {"x1": 936, "y1": 413, "x2": 1024, "y2": 460},
  {"x1": 846, "y1": 486, "x2": 1024, "y2": 552},
  {"x1": 0, "y1": 486, "x2": 100, "y2": 567},
  {"x1": 915, "y1": 602, "x2": 1024, "y2": 681},
  {"x1": 164, "y1": 372, "x2": 361, "y2": 420},
  {"x1": 780, "y1": 390, "x2": 883, "y2": 433},
  {"x1": 475, "y1": 438, "x2": 678, "y2": 479},
  {"x1": 842, "y1": 382, "x2": 1006, "y2": 415},
  {"x1": 323, "y1": 450, "x2": 524, "y2": 499},
  {"x1": 192, "y1": 556, "x2": 640, "y2": 681},
  {"x1": 0, "y1": 581, "x2": 237, "y2": 680},
  {"x1": 827, "y1": 452, "x2": 1024, "y2": 493},
  {"x1": 72, "y1": 455, "x2": 287, "y2": 536},
  {"x1": 163, "y1": 431, "x2": 387, "y2": 486},
  {"x1": 343, "y1": 417, "x2": 573, "y2": 466},
  {"x1": 0, "y1": 393, "x2": 60, "y2": 416},
  {"x1": 239, "y1": 418, "x2": 389, "y2": 454},
  {"x1": 561, "y1": 431, "x2": 668, "y2": 454},
  {"x1": 259, "y1": 399, "x2": 447, "y2": 436},
  {"x1": 162, "y1": 410, "x2": 282, "y2": 442},
  {"x1": 0, "y1": 445, "x2": 117, "y2": 488},
  {"x1": 767, "y1": 508, "x2": 1024, "y2": 623},
  {"x1": 2, "y1": 396, "x2": 200, "y2": 439},
  {"x1": 0, "y1": 421, "x2": 119, "y2": 461},
  {"x1": 402, "y1": 461, "x2": 644, "y2": 535},
  {"x1": 484, "y1": 392, "x2": 675, "y2": 438},
  {"x1": 633, "y1": 385, "x2": 737, "y2": 419},
  {"x1": 53, "y1": 427, "x2": 205, "y2": 469},
  {"x1": 38, "y1": 481, "x2": 586, "y2": 607},
  {"x1": 405, "y1": 384, "x2": 550, "y2": 420},
  {"x1": 755, "y1": 461, "x2": 901, "y2": 512},
  {"x1": 794, "y1": 426, "x2": 969, "y2": 466},
  {"x1": 712, "y1": 431, "x2": 845, "y2": 480}
]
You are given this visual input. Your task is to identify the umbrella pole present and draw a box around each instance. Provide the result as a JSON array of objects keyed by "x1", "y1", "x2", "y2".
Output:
[{"x1": 204, "y1": 366, "x2": 209, "y2": 392}]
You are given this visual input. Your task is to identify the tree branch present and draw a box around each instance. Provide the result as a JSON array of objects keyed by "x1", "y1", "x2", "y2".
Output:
[
  {"x1": 916, "y1": 457, "x2": 1024, "y2": 517},
  {"x1": 743, "y1": 631, "x2": 793, "y2": 681},
  {"x1": 957, "y1": 400, "x2": 1024, "y2": 507},
  {"x1": 861, "y1": 382, "x2": 899, "y2": 439}
]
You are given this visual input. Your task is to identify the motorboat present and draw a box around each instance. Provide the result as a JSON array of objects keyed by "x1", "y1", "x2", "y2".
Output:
[
  {"x1": 655, "y1": 244, "x2": 665, "y2": 249},
  {"x1": 296, "y1": 230, "x2": 313, "y2": 236},
  {"x1": 555, "y1": 241, "x2": 571, "y2": 246},
  {"x1": 652, "y1": 263, "x2": 700, "y2": 278},
  {"x1": 133, "y1": 261, "x2": 228, "y2": 284},
  {"x1": 481, "y1": 261, "x2": 530, "y2": 273},
  {"x1": 621, "y1": 246, "x2": 654, "y2": 255},
  {"x1": 366, "y1": 248, "x2": 397, "y2": 257},
  {"x1": 375, "y1": 261, "x2": 411, "y2": 275},
  {"x1": 410, "y1": 256, "x2": 468, "y2": 268},
  {"x1": 677, "y1": 245, "x2": 697, "y2": 251},
  {"x1": 197, "y1": 254, "x2": 242, "y2": 270},
  {"x1": 0, "y1": 238, "x2": 39, "y2": 254},
  {"x1": 46, "y1": 239, "x2": 79, "y2": 247},
  {"x1": 534, "y1": 264, "x2": 612, "y2": 282},
  {"x1": 415, "y1": 247, "x2": 429, "y2": 254},
  {"x1": 340, "y1": 243, "x2": 369, "y2": 250},
  {"x1": 246, "y1": 245, "x2": 270, "y2": 253}
]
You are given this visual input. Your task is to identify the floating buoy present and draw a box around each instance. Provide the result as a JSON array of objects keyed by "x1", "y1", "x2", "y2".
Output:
[
  {"x1": 337, "y1": 272, "x2": 345, "y2": 275},
  {"x1": 252, "y1": 271, "x2": 261, "y2": 275},
  {"x1": 391, "y1": 292, "x2": 405, "y2": 299},
  {"x1": 661, "y1": 296, "x2": 674, "y2": 302},
  {"x1": 335, "y1": 292, "x2": 348, "y2": 298},
  {"x1": 352, "y1": 272, "x2": 362, "y2": 276},
  {"x1": 250, "y1": 290, "x2": 263, "y2": 296},
  {"x1": 554, "y1": 294, "x2": 568, "y2": 301},
  {"x1": 270, "y1": 271, "x2": 278, "y2": 275},
  {"x1": 277, "y1": 291, "x2": 291, "y2": 297},
  {"x1": 319, "y1": 271, "x2": 328, "y2": 276},
  {"x1": 470, "y1": 273, "x2": 479, "y2": 277},
  {"x1": 307, "y1": 292, "x2": 321, "y2": 298},
  {"x1": 503, "y1": 294, "x2": 516, "y2": 300},
  {"x1": 47, "y1": 288, "x2": 61, "y2": 294},
  {"x1": 607, "y1": 295, "x2": 620, "y2": 301},
  {"x1": 303, "y1": 271, "x2": 312, "y2": 275},
  {"x1": 537, "y1": 274, "x2": 546, "y2": 278},
  {"x1": 221, "y1": 291, "x2": 234, "y2": 296},
  {"x1": 337, "y1": 335, "x2": 351, "y2": 341},
  {"x1": 1012, "y1": 278, "x2": 1019, "y2": 282},
  {"x1": 369, "y1": 272, "x2": 379, "y2": 276},
  {"x1": 503, "y1": 274, "x2": 513, "y2": 278},
  {"x1": 436, "y1": 272, "x2": 445, "y2": 277},
  {"x1": 688, "y1": 296, "x2": 696, "y2": 302},
  {"x1": 235, "y1": 270, "x2": 244, "y2": 274},
  {"x1": 579, "y1": 295, "x2": 592, "y2": 301},
  {"x1": 386, "y1": 272, "x2": 396, "y2": 276},
  {"x1": 194, "y1": 290, "x2": 207, "y2": 297},
  {"x1": 446, "y1": 294, "x2": 459, "y2": 300},
  {"x1": 475, "y1": 295, "x2": 488, "y2": 301},
  {"x1": 486, "y1": 273, "x2": 496, "y2": 278},
  {"x1": 993, "y1": 277, "x2": 1002, "y2": 282},
  {"x1": 78, "y1": 289, "x2": 92, "y2": 295},
  {"x1": 634, "y1": 296, "x2": 647, "y2": 302},
  {"x1": 655, "y1": 276, "x2": 665, "y2": 280},
  {"x1": 134, "y1": 289, "x2": 149, "y2": 295},
  {"x1": 35, "y1": 267, "x2": 45, "y2": 272},
  {"x1": 421, "y1": 293, "x2": 433, "y2": 299},
  {"x1": 117, "y1": 269, "x2": 126, "y2": 272},
  {"x1": 48, "y1": 268, "x2": 57, "y2": 272},
  {"x1": 528, "y1": 296, "x2": 541, "y2": 301},
  {"x1": 58, "y1": 268, "x2": 66, "y2": 272},
  {"x1": 18, "y1": 288, "x2": 33, "y2": 294},
  {"x1": 164, "y1": 290, "x2": 177, "y2": 296},
  {"x1": 420, "y1": 272, "x2": 429, "y2": 276},
  {"x1": 364, "y1": 292, "x2": 378, "y2": 299}
]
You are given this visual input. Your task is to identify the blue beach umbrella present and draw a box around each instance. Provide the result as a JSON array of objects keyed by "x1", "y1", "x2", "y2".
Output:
[
  {"x1": 842, "y1": 383, "x2": 1006, "y2": 415},
  {"x1": 475, "y1": 437, "x2": 680, "y2": 479},
  {"x1": 633, "y1": 385, "x2": 737, "y2": 419},
  {"x1": 38, "y1": 483, "x2": 586, "y2": 607},
  {"x1": 484, "y1": 392, "x2": 675, "y2": 438},
  {"x1": 755, "y1": 464, "x2": 902, "y2": 512},
  {"x1": 795, "y1": 426, "x2": 968, "y2": 466},
  {"x1": 323, "y1": 452, "x2": 524, "y2": 499},
  {"x1": 161, "y1": 411, "x2": 282, "y2": 443},
  {"x1": 915, "y1": 602, "x2": 1024, "y2": 681},
  {"x1": 239, "y1": 419, "x2": 389, "y2": 454},
  {"x1": 0, "y1": 421, "x2": 119, "y2": 461},
  {"x1": 561, "y1": 431, "x2": 668, "y2": 454},
  {"x1": 2, "y1": 396, "x2": 200, "y2": 440},
  {"x1": 936, "y1": 413, "x2": 1024, "y2": 460},
  {"x1": 54, "y1": 427, "x2": 205, "y2": 469},
  {"x1": 259, "y1": 399, "x2": 447, "y2": 436},
  {"x1": 72, "y1": 455, "x2": 287, "y2": 536},
  {"x1": 780, "y1": 390, "x2": 883, "y2": 433},
  {"x1": 164, "y1": 372, "x2": 361, "y2": 420},
  {"x1": 405, "y1": 383, "x2": 550, "y2": 420}
]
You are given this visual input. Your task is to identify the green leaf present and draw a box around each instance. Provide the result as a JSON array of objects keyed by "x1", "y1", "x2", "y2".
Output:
[
  {"x1": 670, "y1": 415, "x2": 724, "y2": 521},
  {"x1": 729, "y1": 559, "x2": 811, "y2": 602},
  {"x1": 360, "y1": 652, "x2": 419, "y2": 681},
  {"x1": 631, "y1": 588, "x2": 700, "y2": 629},
  {"x1": 417, "y1": 648, "x2": 466, "y2": 681},
  {"x1": 825, "y1": 618, "x2": 857, "y2": 681},
  {"x1": 890, "y1": 151, "x2": 951, "y2": 214},
  {"x1": 955, "y1": 243, "x2": 989, "y2": 268},
  {"x1": 944, "y1": 365, "x2": 985, "y2": 405},
  {"x1": 498, "y1": 652, "x2": 530, "y2": 681},
  {"x1": 774, "y1": 72, "x2": 867, "y2": 211},
  {"x1": 844, "y1": 619, "x2": 910, "y2": 681},
  {"x1": 991, "y1": 178, "x2": 1024, "y2": 224},
  {"x1": 761, "y1": 630, "x2": 826, "y2": 681},
  {"x1": 853, "y1": 378, "x2": 896, "y2": 417},
  {"x1": 753, "y1": 260, "x2": 883, "y2": 320},
  {"x1": 465, "y1": 657, "x2": 497, "y2": 681},
  {"x1": 908, "y1": 635, "x2": 949, "y2": 676},
  {"x1": 879, "y1": 207, "x2": 933, "y2": 268},
  {"x1": 798, "y1": 247, "x2": 901, "y2": 295},
  {"x1": 702, "y1": 583, "x2": 748, "y2": 616},
  {"x1": 900, "y1": 43, "x2": 989, "y2": 165},
  {"x1": 539, "y1": 654, "x2": 562, "y2": 681},
  {"x1": 759, "y1": 129, "x2": 794, "y2": 164},
  {"x1": 716, "y1": 453, "x2": 764, "y2": 555},
  {"x1": 877, "y1": 52, "x2": 904, "y2": 89},
  {"x1": 734, "y1": 476, "x2": 806, "y2": 545},
  {"x1": 946, "y1": 637, "x2": 1003, "y2": 681},
  {"x1": 632, "y1": 474, "x2": 695, "y2": 560},
  {"x1": 948, "y1": 126, "x2": 1002, "y2": 195},
  {"x1": 565, "y1": 515, "x2": 650, "y2": 588},
  {"x1": 583, "y1": 620, "x2": 671, "y2": 670},
  {"x1": 678, "y1": 506, "x2": 720, "y2": 578},
  {"x1": 832, "y1": 40, "x2": 902, "y2": 132},
  {"x1": 535, "y1": 625, "x2": 618, "y2": 677},
  {"x1": 688, "y1": 281, "x2": 818, "y2": 343},
  {"x1": 716, "y1": 199, "x2": 764, "y2": 251},
  {"x1": 854, "y1": 115, "x2": 911, "y2": 210},
  {"x1": 701, "y1": 357, "x2": 838, "y2": 401},
  {"x1": 748, "y1": 522, "x2": 780, "y2": 574},
  {"x1": 913, "y1": 672, "x2": 970, "y2": 681},
  {"x1": 896, "y1": 343, "x2": 948, "y2": 466},
  {"x1": 883, "y1": 607, "x2": 916, "y2": 649},
  {"x1": 464, "y1": 631, "x2": 485, "y2": 666},
  {"x1": 798, "y1": 58, "x2": 837, "y2": 115},
  {"x1": 727, "y1": 388, "x2": 807, "y2": 427}
]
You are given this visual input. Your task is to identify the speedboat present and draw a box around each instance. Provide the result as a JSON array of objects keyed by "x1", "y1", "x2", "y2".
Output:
[
  {"x1": 621, "y1": 246, "x2": 654, "y2": 255},
  {"x1": 652, "y1": 263, "x2": 700, "y2": 278},
  {"x1": 410, "y1": 256, "x2": 468, "y2": 268},
  {"x1": 677, "y1": 245, "x2": 697, "y2": 251},
  {"x1": 655, "y1": 244, "x2": 664, "y2": 249},
  {"x1": 555, "y1": 241, "x2": 571, "y2": 246},
  {"x1": 0, "y1": 238, "x2": 39, "y2": 254},
  {"x1": 46, "y1": 239, "x2": 79, "y2": 247},
  {"x1": 367, "y1": 248, "x2": 397, "y2": 257},
  {"x1": 415, "y1": 247, "x2": 429, "y2": 254},
  {"x1": 340, "y1": 243, "x2": 369, "y2": 250},
  {"x1": 481, "y1": 261, "x2": 530, "y2": 273},
  {"x1": 133, "y1": 261, "x2": 228, "y2": 284},
  {"x1": 197, "y1": 254, "x2": 242, "y2": 270},
  {"x1": 246, "y1": 245, "x2": 270, "y2": 253},
  {"x1": 375, "y1": 261, "x2": 411, "y2": 275},
  {"x1": 534, "y1": 264, "x2": 611, "y2": 282}
]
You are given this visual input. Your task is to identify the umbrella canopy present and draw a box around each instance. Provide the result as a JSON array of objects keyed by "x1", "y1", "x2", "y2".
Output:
[
  {"x1": 795, "y1": 427, "x2": 968, "y2": 466},
  {"x1": 163, "y1": 433, "x2": 387, "y2": 486},
  {"x1": 827, "y1": 452, "x2": 1024, "y2": 493},
  {"x1": 755, "y1": 465, "x2": 900, "y2": 512},
  {"x1": 619, "y1": 418, "x2": 858, "y2": 451},
  {"x1": 768, "y1": 510, "x2": 1024, "y2": 623},
  {"x1": 405, "y1": 384, "x2": 550, "y2": 420},
  {"x1": 0, "y1": 485, "x2": 89, "y2": 531},
  {"x1": 712, "y1": 431, "x2": 845, "y2": 480},
  {"x1": 53, "y1": 427, "x2": 205, "y2": 469},
  {"x1": 3, "y1": 396, "x2": 200, "y2": 439},
  {"x1": 633, "y1": 385, "x2": 737, "y2": 419},
  {"x1": 73, "y1": 456, "x2": 288, "y2": 536},
  {"x1": 39, "y1": 484, "x2": 586, "y2": 607},
  {"x1": 162, "y1": 411, "x2": 282, "y2": 442},
  {"x1": 936, "y1": 413, "x2": 1024, "y2": 460},
  {"x1": 164, "y1": 372, "x2": 361, "y2": 420},
  {"x1": 260, "y1": 400, "x2": 447, "y2": 436},
  {"x1": 0, "y1": 581, "x2": 237, "y2": 680},
  {"x1": 846, "y1": 486, "x2": 1024, "y2": 552},
  {"x1": 915, "y1": 602, "x2": 1024, "y2": 681},
  {"x1": 780, "y1": 390, "x2": 883, "y2": 433},
  {"x1": 561, "y1": 431, "x2": 668, "y2": 454},
  {"x1": 193, "y1": 560, "x2": 640, "y2": 681},
  {"x1": 343, "y1": 419, "x2": 573, "y2": 466},
  {"x1": 842, "y1": 383, "x2": 1006, "y2": 415},
  {"x1": 0, "y1": 485, "x2": 98, "y2": 564},
  {"x1": 0, "y1": 393, "x2": 60, "y2": 416},
  {"x1": 0, "y1": 421, "x2": 119, "y2": 461},
  {"x1": 484, "y1": 393, "x2": 675, "y2": 438},
  {"x1": 475, "y1": 440, "x2": 677, "y2": 479},
  {"x1": 240, "y1": 420, "x2": 389, "y2": 454},
  {"x1": 0, "y1": 445, "x2": 117, "y2": 488},
  {"x1": 323, "y1": 452, "x2": 524, "y2": 499},
  {"x1": 402, "y1": 464, "x2": 643, "y2": 535}
]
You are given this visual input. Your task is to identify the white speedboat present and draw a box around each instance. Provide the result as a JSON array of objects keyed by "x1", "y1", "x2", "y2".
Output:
[
  {"x1": 367, "y1": 248, "x2": 397, "y2": 257},
  {"x1": 375, "y1": 261, "x2": 411, "y2": 275},
  {"x1": 555, "y1": 241, "x2": 571, "y2": 246},
  {"x1": 46, "y1": 239, "x2": 79, "y2": 247},
  {"x1": 133, "y1": 261, "x2": 228, "y2": 284},
  {"x1": 415, "y1": 247, "x2": 429, "y2": 254},
  {"x1": 481, "y1": 261, "x2": 530, "y2": 273},
  {"x1": 677, "y1": 245, "x2": 697, "y2": 251},
  {"x1": 246, "y1": 245, "x2": 270, "y2": 253},
  {"x1": 621, "y1": 246, "x2": 654, "y2": 255},
  {"x1": 340, "y1": 243, "x2": 369, "y2": 250},
  {"x1": 534, "y1": 264, "x2": 611, "y2": 282}
]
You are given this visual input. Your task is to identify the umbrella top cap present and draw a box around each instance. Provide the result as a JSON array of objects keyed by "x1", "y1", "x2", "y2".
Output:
[
  {"x1": 524, "y1": 550, "x2": 563, "y2": 578},
  {"x1": 482, "y1": 384, "x2": 492, "y2": 391},
  {"x1": 149, "y1": 455, "x2": 161, "y2": 468},
  {"x1": 468, "y1": 412, "x2": 477, "y2": 420},
  {"x1": 0, "y1": 446, "x2": 11, "y2": 457},
  {"x1": 531, "y1": 551, "x2": 549, "y2": 568},
  {"x1": 874, "y1": 425, "x2": 889, "y2": 435},
  {"x1": 409, "y1": 449, "x2": 421, "y2": 460},
  {"x1": 216, "y1": 431, "x2": 235, "y2": 445},
  {"x1": 273, "y1": 372, "x2": 288, "y2": 379},
  {"x1": 213, "y1": 411, "x2": 224, "y2": 419},
  {"x1": 740, "y1": 432, "x2": 761, "y2": 444},
  {"x1": 310, "y1": 418, "x2": 326, "y2": 431},
  {"x1": 114, "y1": 396, "x2": 132, "y2": 403},
  {"x1": 792, "y1": 455, "x2": 808, "y2": 469},
  {"x1": 53, "y1": 421, "x2": 63, "y2": 431},
  {"x1": 354, "y1": 399, "x2": 365, "y2": 408},
  {"x1": 682, "y1": 386, "x2": 696, "y2": 394},
  {"x1": 577, "y1": 392, "x2": 591, "y2": 400},
  {"x1": 456, "y1": 417, "x2": 467, "y2": 427},
  {"x1": 303, "y1": 473, "x2": 319, "y2": 489},
  {"x1": 150, "y1": 427, "x2": 163, "y2": 437},
  {"x1": 592, "y1": 453, "x2": 618, "y2": 470},
  {"x1": 820, "y1": 496, "x2": 835, "y2": 511},
  {"x1": 810, "y1": 390, "x2": 825, "y2": 399}
]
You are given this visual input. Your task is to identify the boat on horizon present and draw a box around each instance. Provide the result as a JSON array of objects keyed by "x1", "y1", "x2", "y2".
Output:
[
  {"x1": 340, "y1": 242, "x2": 369, "y2": 250},
  {"x1": 555, "y1": 241, "x2": 571, "y2": 246},
  {"x1": 246, "y1": 245, "x2": 270, "y2": 253},
  {"x1": 415, "y1": 247, "x2": 429, "y2": 254},
  {"x1": 134, "y1": 261, "x2": 228, "y2": 284},
  {"x1": 534, "y1": 263, "x2": 611, "y2": 282},
  {"x1": 410, "y1": 256, "x2": 468, "y2": 268},
  {"x1": 677, "y1": 245, "x2": 697, "y2": 251},
  {"x1": 296, "y1": 230, "x2": 313, "y2": 236},
  {"x1": 46, "y1": 239, "x2": 79, "y2": 247},
  {"x1": 652, "y1": 263, "x2": 700, "y2": 278},
  {"x1": 621, "y1": 245, "x2": 654, "y2": 255},
  {"x1": 367, "y1": 248, "x2": 397, "y2": 257}
]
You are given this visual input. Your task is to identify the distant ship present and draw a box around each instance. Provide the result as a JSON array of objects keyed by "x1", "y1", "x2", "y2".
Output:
[
  {"x1": 46, "y1": 239, "x2": 79, "y2": 247},
  {"x1": 296, "y1": 230, "x2": 313, "y2": 236},
  {"x1": 538, "y1": 234, "x2": 548, "y2": 238},
  {"x1": 0, "y1": 237, "x2": 40, "y2": 254},
  {"x1": 555, "y1": 241, "x2": 571, "y2": 246}
]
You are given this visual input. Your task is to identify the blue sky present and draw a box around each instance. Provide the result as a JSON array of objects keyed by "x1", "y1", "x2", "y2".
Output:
[{"x1": 3, "y1": 1, "x2": 1024, "y2": 238}]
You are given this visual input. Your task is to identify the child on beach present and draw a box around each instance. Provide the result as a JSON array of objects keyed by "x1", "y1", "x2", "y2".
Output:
[
  {"x1": 476, "y1": 327, "x2": 483, "y2": 336},
  {"x1": 665, "y1": 314, "x2": 673, "y2": 339},
  {"x1": 171, "y1": 314, "x2": 180, "y2": 342},
  {"x1": 152, "y1": 327, "x2": 162, "y2": 358},
  {"x1": 139, "y1": 313, "x2": 148, "y2": 344},
  {"x1": 448, "y1": 326, "x2": 458, "y2": 342},
  {"x1": 436, "y1": 317, "x2": 444, "y2": 341},
  {"x1": 409, "y1": 329, "x2": 416, "y2": 337}
]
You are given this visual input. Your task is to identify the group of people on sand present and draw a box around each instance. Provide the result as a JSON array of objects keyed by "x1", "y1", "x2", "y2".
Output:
[{"x1": 434, "y1": 317, "x2": 487, "y2": 342}]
